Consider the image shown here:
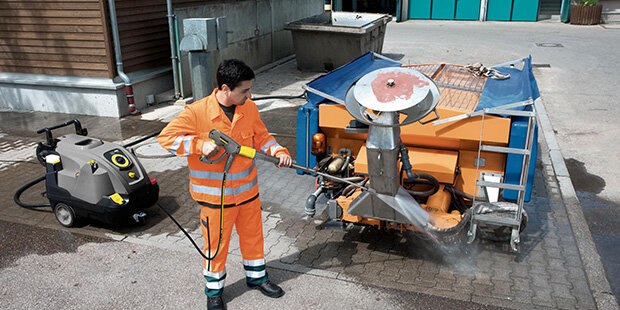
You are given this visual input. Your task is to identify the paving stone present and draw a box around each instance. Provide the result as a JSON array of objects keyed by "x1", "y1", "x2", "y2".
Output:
[
  {"x1": 549, "y1": 270, "x2": 570, "y2": 285},
  {"x1": 554, "y1": 296, "x2": 578, "y2": 310},
  {"x1": 532, "y1": 286, "x2": 555, "y2": 308},
  {"x1": 573, "y1": 293, "x2": 597, "y2": 309},
  {"x1": 471, "y1": 295, "x2": 533, "y2": 310},
  {"x1": 492, "y1": 267, "x2": 512, "y2": 281},
  {"x1": 511, "y1": 289, "x2": 533, "y2": 305},
  {"x1": 490, "y1": 279, "x2": 512, "y2": 297},
  {"x1": 472, "y1": 283, "x2": 494, "y2": 297},
  {"x1": 551, "y1": 282, "x2": 574, "y2": 300}
]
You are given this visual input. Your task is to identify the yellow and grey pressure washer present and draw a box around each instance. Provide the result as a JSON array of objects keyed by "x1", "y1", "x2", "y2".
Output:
[{"x1": 14, "y1": 120, "x2": 159, "y2": 227}]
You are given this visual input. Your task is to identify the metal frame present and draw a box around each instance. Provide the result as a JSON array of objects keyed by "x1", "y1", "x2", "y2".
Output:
[{"x1": 466, "y1": 100, "x2": 537, "y2": 252}]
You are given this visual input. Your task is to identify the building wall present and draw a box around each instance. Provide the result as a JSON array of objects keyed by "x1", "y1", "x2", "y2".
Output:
[
  {"x1": 176, "y1": 0, "x2": 324, "y2": 97},
  {"x1": 114, "y1": 0, "x2": 228, "y2": 75},
  {"x1": 0, "y1": 0, "x2": 322, "y2": 116},
  {"x1": 0, "y1": 0, "x2": 114, "y2": 78}
]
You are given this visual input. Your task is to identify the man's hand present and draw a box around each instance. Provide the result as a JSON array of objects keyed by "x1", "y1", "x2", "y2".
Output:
[
  {"x1": 276, "y1": 153, "x2": 292, "y2": 168},
  {"x1": 202, "y1": 140, "x2": 220, "y2": 158}
]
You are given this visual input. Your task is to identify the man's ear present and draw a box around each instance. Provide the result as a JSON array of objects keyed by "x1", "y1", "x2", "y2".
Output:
[{"x1": 220, "y1": 84, "x2": 230, "y2": 93}]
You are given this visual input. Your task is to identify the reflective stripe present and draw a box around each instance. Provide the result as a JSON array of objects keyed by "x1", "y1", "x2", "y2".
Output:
[
  {"x1": 183, "y1": 135, "x2": 194, "y2": 156},
  {"x1": 243, "y1": 258, "x2": 265, "y2": 267},
  {"x1": 245, "y1": 270, "x2": 266, "y2": 278},
  {"x1": 203, "y1": 269, "x2": 226, "y2": 279},
  {"x1": 269, "y1": 143, "x2": 283, "y2": 155},
  {"x1": 260, "y1": 140, "x2": 276, "y2": 153},
  {"x1": 170, "y1": 135, "x2": 184, "y2": 154},
  {"x1": 190, "y1": 163, "x2": 256, "y2": 181},
  {"x1": 206, "y1": 279, "x2": 226, "y2": 289},
  {"x1": 191, "y1": 178, "x2": 257, "y2": 196}
]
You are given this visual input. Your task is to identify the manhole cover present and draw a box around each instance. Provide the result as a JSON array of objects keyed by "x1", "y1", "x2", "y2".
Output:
[{"x1": 536, "y1": 43, "x2": 564, "y2": 47}]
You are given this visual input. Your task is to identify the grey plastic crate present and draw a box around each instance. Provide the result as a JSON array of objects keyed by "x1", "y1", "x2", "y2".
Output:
[{"x1": 284, "y1": 11, "x2": 392, "y2": 72}]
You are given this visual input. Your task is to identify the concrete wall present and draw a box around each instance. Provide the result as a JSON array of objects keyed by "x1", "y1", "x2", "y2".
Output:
[
  {"x1": 175, "y1": 0, "x2": 323, "y2": 98},
  {"x1": 0, "y1": 67, "x2": 172, "y2": 118}
]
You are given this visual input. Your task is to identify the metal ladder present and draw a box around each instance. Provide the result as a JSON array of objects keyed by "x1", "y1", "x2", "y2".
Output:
[{"x1": 466, "y1": 99, "x2": 537, "y2": 252}]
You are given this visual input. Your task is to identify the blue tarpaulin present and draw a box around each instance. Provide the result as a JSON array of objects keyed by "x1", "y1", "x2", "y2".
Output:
[{"x1": 476, "y1": 55, "x2": 540, "y2": 111}]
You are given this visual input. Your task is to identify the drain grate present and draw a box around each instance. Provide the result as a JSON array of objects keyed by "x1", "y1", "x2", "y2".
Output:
[
  {"x1": 532, "y1": 63, "x2": 551, "y2": 68},
  {"x1": 536, "y1": 43, "x2": 564, "y2": 47}
]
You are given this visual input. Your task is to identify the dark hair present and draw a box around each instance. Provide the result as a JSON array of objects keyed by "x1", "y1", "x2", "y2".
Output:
[{"x1": 216, "y1": 59, "x2": 255, "y2": 90}]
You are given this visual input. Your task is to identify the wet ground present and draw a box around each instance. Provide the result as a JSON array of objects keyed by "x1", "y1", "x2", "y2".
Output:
[
  {"x1": 565, "y1": 158, "x2": 620, "y2": 299},
  {"x1": 0, "y1": 103, "x2": 601, "y2": 309},
  {"x1": 0, "y1": 220, "x2": 108, "y2": 269}
]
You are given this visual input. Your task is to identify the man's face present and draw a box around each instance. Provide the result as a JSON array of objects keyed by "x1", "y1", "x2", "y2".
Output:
[{"x1": 224, "y1": 80, "x2": 253, "y2": 106}]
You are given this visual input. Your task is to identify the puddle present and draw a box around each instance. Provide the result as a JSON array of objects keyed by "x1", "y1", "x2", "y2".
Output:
[
  {"x1": 564, "y1": 158, "x2": 605, "y2": 194},
  {"x1": 0, "y1": 220, "x2": 107, "y2": 269}
]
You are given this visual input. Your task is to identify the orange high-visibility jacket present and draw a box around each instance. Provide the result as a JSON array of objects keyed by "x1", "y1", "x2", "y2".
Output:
[{"x1": 158, "y1": 89, "x2": 289, "y2": 206}]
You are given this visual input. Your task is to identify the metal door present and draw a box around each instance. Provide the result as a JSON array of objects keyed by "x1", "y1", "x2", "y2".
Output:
[
  {"x1": 455, "y1": 0, "x2": 481, "y2": 19},
  {"x1": 512, "y1": 0, "x2": 540, "y2": 21},
  {"x1": 409, "y1": 0, "x2": 432, "y2": 18},
  {"x1": 431, "y1": 0, "x2": 456, "y2": 19},
  {"x1": 486, "y1": 0, "x2": 513, "y2": 20}
]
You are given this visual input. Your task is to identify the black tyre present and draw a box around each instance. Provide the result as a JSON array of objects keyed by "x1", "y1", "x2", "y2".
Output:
[{"x1": 54, "y1": 203, "x2": 76, "y2": 227}]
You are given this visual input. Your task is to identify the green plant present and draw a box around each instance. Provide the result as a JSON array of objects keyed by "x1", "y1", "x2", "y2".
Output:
[{"x1": 574, "y1": 0, "x2": 599, "y2": 6}]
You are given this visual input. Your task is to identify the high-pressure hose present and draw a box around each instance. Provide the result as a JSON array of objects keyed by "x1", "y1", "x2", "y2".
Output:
[{"x1": 14, "y1": 175, "x2": 50, "y2": 208}]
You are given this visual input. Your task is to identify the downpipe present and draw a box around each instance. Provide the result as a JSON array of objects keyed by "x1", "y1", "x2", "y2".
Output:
[
  {"x1": 166, "y1": 0, "x2": 180, "y2": 99},
  {"x1": 107, "y1": 0, "x2": 140, "y2": 115}
]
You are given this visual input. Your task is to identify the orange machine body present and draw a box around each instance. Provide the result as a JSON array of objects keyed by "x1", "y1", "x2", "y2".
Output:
[{"x1": 316, "y1": 64, "x2": 511, "y2": 231}]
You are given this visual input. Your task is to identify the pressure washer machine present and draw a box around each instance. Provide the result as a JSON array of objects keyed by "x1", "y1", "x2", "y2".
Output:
[{"x1": 16, "y1": 120, "x2": 159, "y2": 227}]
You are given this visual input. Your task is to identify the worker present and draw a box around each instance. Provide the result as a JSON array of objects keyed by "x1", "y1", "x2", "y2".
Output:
[{"x1": 158, "y1": 59, "x2": 292, "y2": 310}]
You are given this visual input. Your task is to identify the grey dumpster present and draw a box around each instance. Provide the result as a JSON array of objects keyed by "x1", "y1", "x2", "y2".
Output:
[{"x1": 284, "y1": 11, "x2": 391, "y2": 72}]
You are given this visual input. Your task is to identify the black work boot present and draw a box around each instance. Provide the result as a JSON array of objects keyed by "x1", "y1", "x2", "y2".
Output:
[
  {"x1": 207, "y1": 296, "x2": 226, "y2": 310},
  {"x1": 247, "y1": 280, "x2": 284, "y2": 298}
]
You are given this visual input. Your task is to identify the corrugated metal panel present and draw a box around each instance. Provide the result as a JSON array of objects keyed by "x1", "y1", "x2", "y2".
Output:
[{"x1": 0, "y1": 0, "x2": 112, "y2": 78}]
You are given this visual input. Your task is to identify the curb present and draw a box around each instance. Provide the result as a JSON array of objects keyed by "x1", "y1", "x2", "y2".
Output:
[{"x1": 534, "y1": 98, "x2": 619, "y2": 310}]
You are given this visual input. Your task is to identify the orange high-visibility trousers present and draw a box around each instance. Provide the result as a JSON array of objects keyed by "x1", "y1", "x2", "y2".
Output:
[{"x1": 200, "y1": 197, "x2": 267, "y2": 297}]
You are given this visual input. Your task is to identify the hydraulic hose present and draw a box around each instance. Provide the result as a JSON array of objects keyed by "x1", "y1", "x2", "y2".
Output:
[
  {"x1": 14, "y1": 175, "x2": 50, "y2": 208},
  {"x1": 404, "y1": 173, "x2": 440, "y2": 198},
  {"x1": 399, "y1": 142, "x2": 414, "y2": 179}
]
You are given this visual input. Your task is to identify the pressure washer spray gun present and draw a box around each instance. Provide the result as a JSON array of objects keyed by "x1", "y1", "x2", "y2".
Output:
[{"x1": 201, "y1": 129, "x2": 372, "y2": 193}]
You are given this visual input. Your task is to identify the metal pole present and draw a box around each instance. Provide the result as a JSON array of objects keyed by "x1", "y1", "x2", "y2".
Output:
[
  {"x1": 166, "y1": 0, "x2": 181, "y2": 99},
  {"x1": 479, "y1": 0, "x2": 488, "y2": 21}
]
